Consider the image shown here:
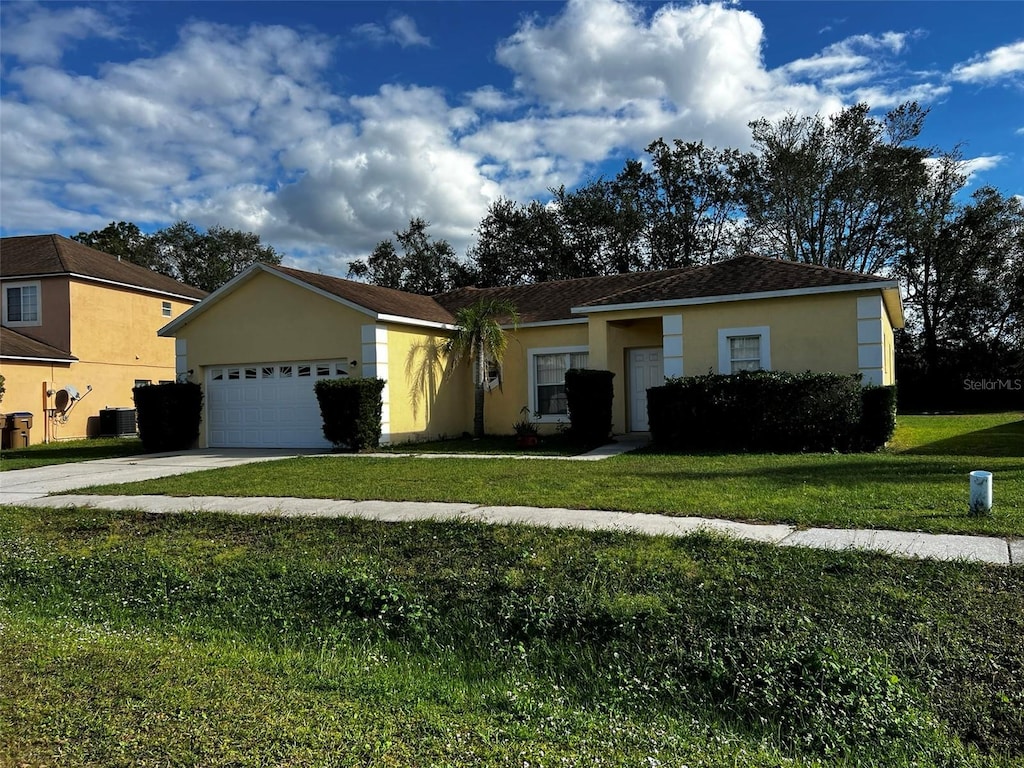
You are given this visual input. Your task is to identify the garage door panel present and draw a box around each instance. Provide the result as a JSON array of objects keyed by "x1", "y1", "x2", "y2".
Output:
[{"x1": 207, "y1": 359, "x2": 344, "y2": 448}]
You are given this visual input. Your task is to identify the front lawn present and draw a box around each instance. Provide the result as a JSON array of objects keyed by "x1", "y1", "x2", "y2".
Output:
[
  {"x1": 0, "y1": 437, "x2": 146, "y2": 471},
  {"x1": 80, "y1": 413, "x2": 1024, "y2": 537},
  {"x1": 1, "y1": 507, "x2": 1021, "y2": 766}
]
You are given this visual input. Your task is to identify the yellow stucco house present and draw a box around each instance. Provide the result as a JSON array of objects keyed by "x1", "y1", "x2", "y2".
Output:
[
  {"x1": 0, "y1": 235, "x2": 206, "y2": 444},
  {"x1": 159, "y1": 255, "x2": 903, "y2": 449}
]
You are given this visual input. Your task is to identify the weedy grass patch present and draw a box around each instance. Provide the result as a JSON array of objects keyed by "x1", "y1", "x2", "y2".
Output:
[{"x1": 1, "y1": 506, "x2": 1021, "y2": 767}]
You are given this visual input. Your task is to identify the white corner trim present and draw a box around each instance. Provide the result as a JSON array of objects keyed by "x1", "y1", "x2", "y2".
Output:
[
  {"x1": 717, "y1": 326, "x2": 771, "y2": 374},
  {"x1": 361, "y1": 323, "x2": 390, "y2": 444}
]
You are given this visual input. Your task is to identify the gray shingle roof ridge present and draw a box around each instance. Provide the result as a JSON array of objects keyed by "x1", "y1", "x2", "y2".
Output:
[{"x1": 730, "y1": 252, "x2": 891, "y2": 281}]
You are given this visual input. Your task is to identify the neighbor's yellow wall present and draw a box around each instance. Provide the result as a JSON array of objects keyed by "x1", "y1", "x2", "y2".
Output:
[
  {"x1": 0, "y1": 281, "x2": 194, "y2": 444},
  {"x1": 386, "y1": 325, "x2": 470, "y2": 442}
]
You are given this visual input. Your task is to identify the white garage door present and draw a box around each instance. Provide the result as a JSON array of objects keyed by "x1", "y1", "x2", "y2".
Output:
[{"x1": 207, "y1": 360, "x2": 351, "y2": 448}]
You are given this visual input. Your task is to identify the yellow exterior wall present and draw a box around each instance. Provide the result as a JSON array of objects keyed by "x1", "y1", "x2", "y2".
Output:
[
  {"x1": 177, "y1": 272, "x2": 367, "y2": 369},
  {"x1": 882, "y1": 305, "x2": 897, "y2": 386},
  {"x1": 386, "y1": 325, "x2": 470, "y2": 442},
  {"x1": 1, "y1": 279, "x2": 195, "y2": 444},
  {"x1": 484, "y1": 323, "x2": 590, "y2": 434}
]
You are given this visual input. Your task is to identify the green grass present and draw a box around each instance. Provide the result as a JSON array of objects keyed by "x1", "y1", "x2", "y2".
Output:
[
  {"x1": 0, "y1": 436, "x2": 146, "y2": 471},
  {"x1": 380, "y1": 431, "x2": 604, "y2": 456},
  {"x1": 81, "y1": 413, "x2": 1024, "y2": 537},
  {"x1": 2, "y1": 506, "x2": 1022, "y2": 766}
]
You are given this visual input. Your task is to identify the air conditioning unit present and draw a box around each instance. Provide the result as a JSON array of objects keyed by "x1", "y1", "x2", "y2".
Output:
[{"x1": 99, "y1": 408, "x2": 137, "y2": 437}]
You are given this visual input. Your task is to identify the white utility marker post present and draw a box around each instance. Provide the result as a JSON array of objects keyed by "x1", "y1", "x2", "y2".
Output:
[{"x1": 969, "y1": 471, "x2": 993, "y2": 516}]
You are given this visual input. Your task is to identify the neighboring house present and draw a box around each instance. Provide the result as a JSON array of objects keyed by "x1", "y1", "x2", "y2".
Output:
[
  {"x1": 0, "y1": 235, "x2": 206, "y2": 443},
  {"x1": 160, "y1": 255, "x2": 903, "y2": 450}
]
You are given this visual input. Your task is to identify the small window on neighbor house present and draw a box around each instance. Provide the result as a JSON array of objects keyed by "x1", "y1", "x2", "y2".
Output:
[
  {"x1": 228, "y1": 368, "x2": 240, "y2": 380},
  {"x1": 4, "y1": 282, "x2": 40, "y2": 325},
  {"x1": 211, "y1": 369, "x2": 224, "y2": 381},
  {"x1": 161, "y1": 301, "x2": 172, "y2": 317},
  {"x1": 245, "y1": 368, "x2": 257, "y2": 379},
  {"x1": 729, "y1": 335, "x2": 762, "y2": 373},
  {"x1": 279, "y1": 365, "x2": 293, "y2": 378},
  {"x1": 158, "y1": 380, "x2": 173, "y2": 385},
  {"x1": 316, "y1": 364, "x2": 331, "y2": 377},
  {"x1": 134, "y1": 379, "x2": 152, "y2": 388},
  {"x1": 262, "y1": 367, "x2": 275, "y2": 379},
  {"x1": 298, "y1": 365, "x2": 311, "y2": 377},
  {"x1": 334, "y1": 362, "x2": 350, "y2": 377}
]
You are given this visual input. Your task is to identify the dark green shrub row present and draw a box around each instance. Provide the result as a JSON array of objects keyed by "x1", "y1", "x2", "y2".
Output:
[
  {"x1": 133, "y1": 382, "x2": 202, "y2": 453},
  {"x1": 314, "y1": 377, "x2": 385, "y2": 451},
  {"x1": 648, "y1": 371, "x2": 895, "y2": 453},
  {"x1": 564, "y1": 368, "x2": 615, "y2": 444}
]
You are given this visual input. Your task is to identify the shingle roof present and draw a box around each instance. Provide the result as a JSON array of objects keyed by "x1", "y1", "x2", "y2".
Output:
[
  {"x1": 0, "y1": 234, "x2": 207, "y2": 300},
  {"x1": 269, "y1": 265, "x2": 456, "y2": 324},
  {"x1": 578, "y1": 255, "x2": 892, "y2": 309},
  {"x1": 177, "y1": 255, "x2": 895, "y2": 331},
  {"x1": 0, "y1": 327, "x2": 77, "y2": 362},
  {"x1": 434, "y1": 268, "x2": 690, "y2": 323}
]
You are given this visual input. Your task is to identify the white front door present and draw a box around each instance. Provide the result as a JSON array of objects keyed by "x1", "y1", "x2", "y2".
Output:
[
  {"x1": 628, "y1": 347, "x2": 663, "y2": 432},
  {"x1": 206, "y1": 360, "x2": 350, "y2": 448}
]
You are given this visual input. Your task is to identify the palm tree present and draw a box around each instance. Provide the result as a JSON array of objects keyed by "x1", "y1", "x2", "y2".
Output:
[{"x1": 444, "y1": 298, "x2": 520, "y2": 438}]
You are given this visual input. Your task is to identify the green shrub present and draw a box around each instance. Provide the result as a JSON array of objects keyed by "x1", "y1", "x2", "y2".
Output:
[
  {"x1": 564, "y1": 368, "x2": 615, "y2": 444},
  {"x1": 133, "y1": 382, "x2": 202, "y2": 452},
  {"x1": 648, "y1": 371, "x2": 863, "y2": 452},
  {"x1": 858, "y1": 385, "x2": 898, "y2": 450},
  {"x1": 314, "y1": 378, "x2": 385, "y2": 451}
]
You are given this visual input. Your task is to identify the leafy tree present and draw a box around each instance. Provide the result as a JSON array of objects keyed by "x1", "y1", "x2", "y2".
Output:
[
  {"x1": 73, "y1": 221, "x2": 164, "y2": 270},
  {"x1": 153, "y1": 221, "x2": 280, "y2": 293},
  {"x1": 898, "y1": 150, "x2": 1024, "y2": 405},
  {"x1": 443, "y1": 298, "x2": 520, "y2": 437},
  {"x1": 469, "y1": 198, "x2": 568, "y2": 286},
  {"x1": 738, "y1": 102, "x2": 931, "y2": 274},
  {"x1": 643, "y1": 139, "x2": 743, "y2": 268},
  {"x1": 348, "y1": 218, "x2": 475, "y2": 295},
  {"x1": 75, "y1": 220, "x2": 279, "y2": 293}
]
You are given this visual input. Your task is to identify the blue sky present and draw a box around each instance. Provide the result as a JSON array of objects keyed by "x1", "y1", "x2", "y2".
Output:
[{"x1": 1, "y1": 0, "x2": 1021, "y2": 274}]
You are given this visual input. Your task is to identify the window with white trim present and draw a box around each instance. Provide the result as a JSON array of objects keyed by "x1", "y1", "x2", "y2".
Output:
[
  {"x1": 3, "y1": 281, "x2": 41, "y2": 326},
  {"x1": 161, "y1": 301, "x2": 172, "y2": 317},
  {"x1": 529, "y1": 347, "x2": 589, "y2": 419},
  {"x1": 718, "y1": 326, "x2": 771, "y2": 374}
]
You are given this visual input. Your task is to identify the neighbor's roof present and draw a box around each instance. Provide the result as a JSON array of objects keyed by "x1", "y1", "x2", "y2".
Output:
[
  {"x1": 0, "y1": 234, "x2": 207, "y2": 301},
  {"x1": 0, "y1": 327, "x2": 77, "y2": 362}
]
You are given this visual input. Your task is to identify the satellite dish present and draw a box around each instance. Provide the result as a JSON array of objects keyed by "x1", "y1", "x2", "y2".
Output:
[{"x1": 54, "y1": 385, "x2": 81, "y2": 413}]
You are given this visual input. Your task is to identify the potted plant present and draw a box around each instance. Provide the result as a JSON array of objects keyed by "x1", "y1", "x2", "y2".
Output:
[{"x1": 513, "y1": 406, "x2": 539, "y2": 448}]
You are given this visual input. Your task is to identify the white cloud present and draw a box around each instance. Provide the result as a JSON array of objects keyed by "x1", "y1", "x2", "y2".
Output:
[
  {"x1": 353, "y1": 14, "x2": 430, "y2": 48},
  {"x1": 952, "y1": 40, "x2": 1024, "y2": 83},
  {"x1": 3, "y1": 0, "x2": 1008, "y2": 272},
  {"x1": 0, "y1": 2, "x2": 121, "y2": 65}
]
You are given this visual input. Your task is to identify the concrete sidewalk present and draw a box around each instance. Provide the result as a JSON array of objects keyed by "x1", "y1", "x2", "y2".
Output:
[
  {"x1": 25, "y1": 492, "x2": 1021, "y2": 566},
  {"x1": 3, "y1": 437, "x2": 1018, "y2": 566}
]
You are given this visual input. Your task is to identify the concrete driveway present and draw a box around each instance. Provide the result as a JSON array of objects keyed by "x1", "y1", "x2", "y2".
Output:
[{"x1": 0, "y1": 449, "x2": 323, "y2": 504}]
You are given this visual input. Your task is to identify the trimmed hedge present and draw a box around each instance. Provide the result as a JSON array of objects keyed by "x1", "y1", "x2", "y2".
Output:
[
  {"x1": 858, "y1": 384, "x2": 898, "y2": 451},
  {"x1": 314, "y1": 378, "x2": 385, "y2": 451},
  {"x1": 564, "y1": 368, "x2": 615, "y2": 444},
  {"x1": 648, "y1": 371, "x2": 886, "y2": 453},
  {"x1": 133, "y1": 381, "x2": 203, "y2": 453}
]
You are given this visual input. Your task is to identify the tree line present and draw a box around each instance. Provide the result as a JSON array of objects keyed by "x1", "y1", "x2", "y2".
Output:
[{"x1": 75, "y1": 101, "x2": 1021, "y2": 410}]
